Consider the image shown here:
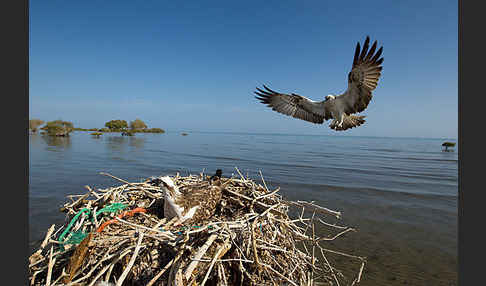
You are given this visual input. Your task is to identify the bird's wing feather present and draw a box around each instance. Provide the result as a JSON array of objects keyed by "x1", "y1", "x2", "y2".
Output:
[
  {"x1": 337, "y1": 36, "x2": 384, "y2": 114},
  {"x1": 255, "y1": 85, "x2": 332, "y2": 124}
]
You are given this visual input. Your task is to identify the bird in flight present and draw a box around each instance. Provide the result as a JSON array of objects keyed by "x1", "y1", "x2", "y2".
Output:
[{"x1": 255, "y1": 36, "x2": 383, "y2": 131}]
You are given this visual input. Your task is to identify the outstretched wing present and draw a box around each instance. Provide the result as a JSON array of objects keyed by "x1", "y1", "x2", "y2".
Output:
[
  {"x1": 254, "y1": 85, "x2": 332, "y2": 124},
  {"x1": 337, "y1": 36, "x2": 384, "y2": 114}
]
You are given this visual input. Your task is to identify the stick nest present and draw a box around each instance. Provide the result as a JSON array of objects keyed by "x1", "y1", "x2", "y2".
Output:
[{"x1": 29, "y1": 170, "x2": 365, "y2": 286}]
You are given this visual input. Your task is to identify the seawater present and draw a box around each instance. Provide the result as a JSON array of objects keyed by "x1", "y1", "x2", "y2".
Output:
[{"x1": 29, "y1": 131, "x2": 458, "y2": 285}]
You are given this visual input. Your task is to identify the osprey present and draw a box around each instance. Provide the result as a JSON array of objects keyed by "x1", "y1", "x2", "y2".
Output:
[
  {"x1": 255, "y1": 36, "x2": 384, "y2": 131},
  {"x1": 157, "y1": 176, "x2": 225, "y2": 225}
]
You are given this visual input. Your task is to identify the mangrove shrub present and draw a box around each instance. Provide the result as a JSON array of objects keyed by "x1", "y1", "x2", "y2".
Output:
[
  {"x1": 29, "y1": 119, "x2": 44, "y2": 133},
  {"x1": 45, "y1": 120, "x2": 74, "y2": 136},
  {"x1": 129, "y1": 119, "x2": 148, "y2": 131},
  {"x1": 105, "y1": 120, "x2": 128, "y2": 131}
]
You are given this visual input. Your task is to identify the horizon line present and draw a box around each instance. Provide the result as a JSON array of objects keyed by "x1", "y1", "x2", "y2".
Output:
[{"x1": 71, "y1": 128, "x2": 457, "y2": 141}]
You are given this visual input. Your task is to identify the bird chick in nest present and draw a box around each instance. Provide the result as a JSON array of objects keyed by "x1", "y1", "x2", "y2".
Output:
[
  {"x1": 157, "y1": 175, "x2": 228, "y2": 225},
  {"x1": 209, "y1": 169, "x2": 223, "y2": 183}
]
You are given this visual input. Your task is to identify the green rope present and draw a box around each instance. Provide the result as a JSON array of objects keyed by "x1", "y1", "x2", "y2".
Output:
[
  {"x1": 62, "y1": 231, "x2": 89, "y2": 245},
  {"x1": 92, "y1": 203, "x2": 127, "y2": 221},
  {"x1": 58, "y1": 208, "x2": 91, "y2": 243},
  {"x1": 57, "y1": 203, "x2": 127, "y2": 247}
]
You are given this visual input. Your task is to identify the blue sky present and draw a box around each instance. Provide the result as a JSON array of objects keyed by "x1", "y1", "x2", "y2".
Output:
[{"x1": 29, "y1": 0, "x2": 457, "y2": 139}]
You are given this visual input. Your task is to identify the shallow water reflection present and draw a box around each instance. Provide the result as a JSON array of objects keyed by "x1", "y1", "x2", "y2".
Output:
[
  {"x1": 105, "y1": 136, "x2": 146, "y2": 152},
  {"x1": 29, "y1": 131, "x2": 458, "y2": 285},
  {"x1": 41, "y1": 134, "x2": 72, "y2": 149}
]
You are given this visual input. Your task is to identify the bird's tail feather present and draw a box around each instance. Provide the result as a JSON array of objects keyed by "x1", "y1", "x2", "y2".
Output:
[{"x1": 330, "y1": 115, "x2": 366, "y2": 131}]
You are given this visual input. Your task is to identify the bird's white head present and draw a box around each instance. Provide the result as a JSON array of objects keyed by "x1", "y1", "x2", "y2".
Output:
[
  {"x1": 325, "y1": 95, "x2": 336, "y2": 101},
  {"x1": 158, "y1": 176, "x2": 181, "y2": 199}
]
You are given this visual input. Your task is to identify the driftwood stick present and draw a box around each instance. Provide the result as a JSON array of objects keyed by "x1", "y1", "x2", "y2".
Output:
[
  {"x1": 146, "y1": 258, "x2": 175, "y2": 286},
  {"x1": 150, "y1": 218, "x2": 167, "y2": 231},
  {"x1": 234, "y1": 167, "x2": 246, "y2": 181},
  {"x1": 311, "y1": 215, "x2": 316, "y2": 286},
  {"x1": 255, "y1": 187, "x2": 280, "y2": 201},
  {"x1": 104, "y1": 248, "x2": 133, "y2": 282},
  {"x1": 30, "y1": 270, "x2": 42, "y2": 286},
  {"x1": 115, "y1": 232, "x2": 144, "y2": 286},
  {"x1": 251, "y1": 217, "x2": 261, "y2": 273},
  {"x1": 316, "y1": 227, "x2": 355, "y2": 242},
  {"x1": 92, "y1": 206, "x2": 99, "y2": 229},
  {"x1": 190, "y1": 258, "x2": 254, "y2": 263},
  {"x1": 60, "y1": 188, "x2": 92, "y2": 212},
  {"x1": 224, "y1": 188, "x2": 286, "y2": 217},
  {"x1": 319, "y1": 247, "x2": 341, "y2": 286},
  {"x1": 45, "y1": 246, "x2": 55, "y2": 286},
  {"x1": 317, "y1": 217, "x2": 349, "y2": 230},
  {"x1": 200, "y1": 237, "x2": 231, "y2": 286},
  {"x1": 99, "y1": 172, "x2": 133, "y2": 186},
  {"x1": 218, "y1": 262, "x2": 228, "y2": 286},
  {"x1": 41, "y1": 224, "x2": 56, "y2": 249},
  {"x1": 285, "y1": 200, "x2": 342, "y2": 218},
  {"x1": 318, "y1": 244, "x2": 365, "y2": 260},
  {"x1": 174, "y1": 264, "x2": 184, "y2": 286},
  {"x1": 51, "y1": 269, "x2": 67, "y2": 286},
  {"x1": 115, "y1": 217, "x2": 175, "y2": 239},
  {"x1": 184, "y1": 234, "x2": 218, "y2": 281},
  {"x1": 29, "y1": 224, "x2": 57, "y2": 267},
  {"x1": 87, "y1": 264, "x2": 111, "y2": 286},
  {"x1": 351, "y1": 260, "x2": 366, "y2": 285},
  {"x1": 261, "y1": 263, "x2": 298, "y2": 286},
  {"x1": 168, "y1": 236, "x2": 189, "y2": 286},
  {"x1": 259, "y1": 170, "x2": 269, "y2": 192}
]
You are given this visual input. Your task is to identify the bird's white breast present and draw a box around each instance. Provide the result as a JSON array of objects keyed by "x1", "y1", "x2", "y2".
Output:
[
  {"x1": 325, "y1": 99, "x2": 337, "y2": 118},
  {"x1": 164, "y1": 194, "x2": 183, "y2": 219}
]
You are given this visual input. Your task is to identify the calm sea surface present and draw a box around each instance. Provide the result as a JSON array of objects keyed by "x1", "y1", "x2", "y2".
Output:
[{"x1": 29, "y1": 131, "x2": 458, "y2": 285}]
